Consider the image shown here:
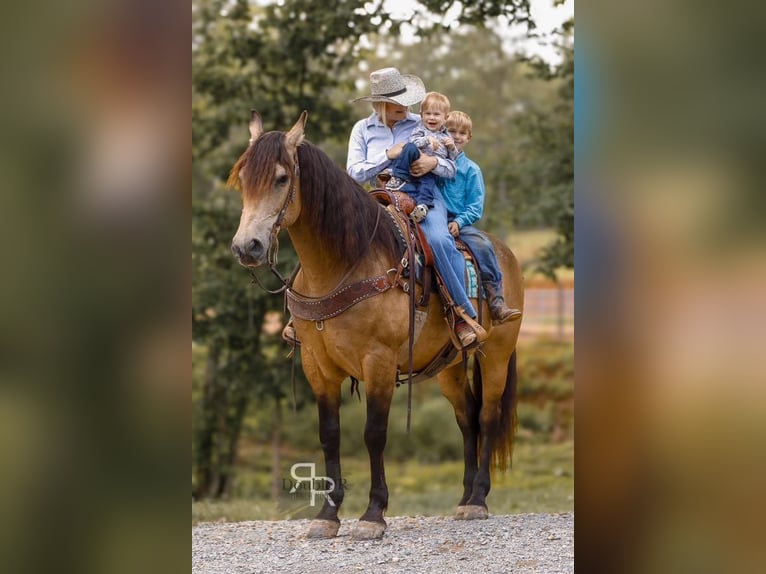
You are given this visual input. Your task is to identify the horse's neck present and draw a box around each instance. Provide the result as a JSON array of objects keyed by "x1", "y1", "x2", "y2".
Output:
[{"x1": 287, "y1": 225, "x2": 368, "y2": 293}]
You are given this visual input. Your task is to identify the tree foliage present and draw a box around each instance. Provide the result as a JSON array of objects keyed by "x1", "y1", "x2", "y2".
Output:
[
  {"x1": 193, "y1": 0, "x2": 388, "y2": 182},
  {"x1": 362, "y1": 22, "x2": 572, "y2": 244},
  {"x1": 520, "y1": 19, "x2": 574, "y2": 278}
]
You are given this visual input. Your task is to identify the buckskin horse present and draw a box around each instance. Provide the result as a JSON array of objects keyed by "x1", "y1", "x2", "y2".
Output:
[{"x1": 229, "y1": 111, "x2": 523, "y2": 540}]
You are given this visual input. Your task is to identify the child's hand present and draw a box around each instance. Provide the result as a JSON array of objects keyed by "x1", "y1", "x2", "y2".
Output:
[
  {"x1": 427, "y1": 136, "x2": 440, "y2": 150},
  {"x1": 448, "y1": 221, "x2": 460, "y2": 237},
  {"x1": 385, "y1": 142, "x2": 405, "y2": 159},
  {"x1": 444, "y1": 137, "x2": 456, "y2": 150}
]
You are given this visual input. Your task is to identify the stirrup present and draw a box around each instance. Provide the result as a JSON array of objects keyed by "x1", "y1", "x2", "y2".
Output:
[
  {"x1": 448, "y1": 307, "x2": 488, "y2": 351},
  {"x1": 454, "y1": 320, "x2": 476, "y2": 347},
  {"x1": 282, "y1": 321, "x2": 301, "y2": 346}
]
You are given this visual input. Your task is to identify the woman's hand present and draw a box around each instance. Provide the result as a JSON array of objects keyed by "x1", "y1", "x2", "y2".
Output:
[
  {"x1": 409, "y1": 154, "x2": 437, "y2": 178},
  {"x1": 386, "y1": 143, "x2": 405, "y2": 159}
]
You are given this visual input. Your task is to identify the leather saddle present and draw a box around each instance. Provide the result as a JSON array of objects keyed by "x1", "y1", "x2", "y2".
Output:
[
  {"x1": 371, "y1": 189, "x2": 486, "y2": 365},
  {"x1": 370, "y1": 189, "x2": 483, "y2": 304}
]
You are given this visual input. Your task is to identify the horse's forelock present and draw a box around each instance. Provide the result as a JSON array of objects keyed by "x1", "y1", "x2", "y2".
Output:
[{"x1": 238, "y1": 132, "x2": 293, "y2": 198}]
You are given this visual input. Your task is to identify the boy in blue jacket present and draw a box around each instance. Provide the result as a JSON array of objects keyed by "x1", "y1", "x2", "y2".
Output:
[{"x1": 441, "y1": 111, "x2": 521, "y2": 324}]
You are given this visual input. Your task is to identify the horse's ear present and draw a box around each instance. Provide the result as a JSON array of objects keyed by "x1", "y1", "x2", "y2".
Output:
[
  {"x1": 285, "y1": 110, "x2": 308, "y2": 152},
  {"x1": 248, "y1": 109, "x2": 263, "y2": 144}
]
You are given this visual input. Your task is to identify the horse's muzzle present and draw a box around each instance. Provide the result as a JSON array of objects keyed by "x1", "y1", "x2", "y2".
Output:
[{"x1": 231, "y1": 237, "x2": 265, "y2": 267}]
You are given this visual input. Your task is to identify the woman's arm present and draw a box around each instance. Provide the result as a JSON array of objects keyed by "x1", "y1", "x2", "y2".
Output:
[
  {"x1": 410, "y1": 154, "x2": 456, "y2": 179},
  {"x1": 346, "y1": 120, "x2": 391, "y2": 184}
]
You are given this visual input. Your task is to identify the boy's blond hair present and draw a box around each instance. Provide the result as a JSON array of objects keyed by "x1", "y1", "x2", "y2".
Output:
[
  {"x1": 420, "y1": 92, "x2": 451, "y2": 114},
  {"x1": 445, "y1": 110, "x2": 472, "y2": 135}
]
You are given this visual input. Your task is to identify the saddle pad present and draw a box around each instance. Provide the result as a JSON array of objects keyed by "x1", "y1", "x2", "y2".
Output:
[
  {"x1": 465, "y1": 259, "x2": 478, "y2": 299},
  {"x1": 374, "y1": 191, "x2": 480, "y2": 303},
  {"x1": 413, "y1": 249, "x2": 478, "y2": 299}
]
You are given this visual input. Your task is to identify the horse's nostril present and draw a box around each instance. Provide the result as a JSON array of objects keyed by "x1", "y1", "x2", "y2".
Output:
[
  {"x1": 231, "y1": 238, "x2": 264, "y2": 265},
  {"x1": 248, "y1": 238, "x2": 264, "y2": 259}
]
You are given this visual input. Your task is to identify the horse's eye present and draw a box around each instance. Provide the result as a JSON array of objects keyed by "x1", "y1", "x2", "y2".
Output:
[{"x1": 276, "y1": 174, "x2": 289, "y2": 187}]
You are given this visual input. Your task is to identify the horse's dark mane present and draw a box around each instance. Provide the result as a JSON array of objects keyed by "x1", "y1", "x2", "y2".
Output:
[
  {"x1": 232, "y1": 132, "x2": 401, "y2": 269},
  {"x1": 296, "y1": 140, "x2": 402, "y2": 267}
]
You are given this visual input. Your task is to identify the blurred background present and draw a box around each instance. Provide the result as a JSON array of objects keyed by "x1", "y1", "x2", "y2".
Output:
[
  {"x1": 576, "y1": 1, "x2": 766, "y2": 572},
  {"x1": 3, "y1": 0, "x2": 763, "y2": 572},
  {"x1": 0, "y1": 1, "x2": 189, "y2": 573},
  {"x1": 191, "y1": 0, "x2": 574, "y2": 526}
]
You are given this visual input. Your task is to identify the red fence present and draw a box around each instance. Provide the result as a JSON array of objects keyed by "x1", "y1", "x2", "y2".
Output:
[{"x1": 519, "y1": 287, "x2": 574, "y2": 341}]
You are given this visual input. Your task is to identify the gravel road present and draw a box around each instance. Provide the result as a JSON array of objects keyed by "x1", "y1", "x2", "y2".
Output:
[{"x1": 192, "y1": 512, "x2": 574, "y2": 573}]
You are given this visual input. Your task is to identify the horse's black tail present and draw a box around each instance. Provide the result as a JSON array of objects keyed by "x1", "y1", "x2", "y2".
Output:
[{"x1": 474, "y1": 349, "x2": 519, "y2": 472}]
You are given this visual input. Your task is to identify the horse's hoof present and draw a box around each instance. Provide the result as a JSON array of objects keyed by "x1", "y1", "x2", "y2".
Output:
[
  {"x1": 351, "y1": 520, "x2": 386, "y2": 540},
  {"x1": 456, "y1": 505, "x2": 488, "y2": 520},
  {"x1": 306, "y1": 519, "x2": 340, "y2": 538}
]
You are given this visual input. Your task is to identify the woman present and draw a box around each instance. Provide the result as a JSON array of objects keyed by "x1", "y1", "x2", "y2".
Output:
[{"x1": 347, "y1": 67, "x2": 486, "y2": 347}]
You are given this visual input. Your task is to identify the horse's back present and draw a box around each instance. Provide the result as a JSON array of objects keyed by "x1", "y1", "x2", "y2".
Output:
[{"x1": 486, "y1": 232, "x2": 524, "y2": 313}]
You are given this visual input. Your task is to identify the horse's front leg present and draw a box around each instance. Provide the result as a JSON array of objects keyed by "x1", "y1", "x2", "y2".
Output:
[
  {"x1": 352, "y1": 378, "x2": 395, "y2": 540},
  {"x1": 304, "y1": 368, "x2": 345, "y2": 538}
]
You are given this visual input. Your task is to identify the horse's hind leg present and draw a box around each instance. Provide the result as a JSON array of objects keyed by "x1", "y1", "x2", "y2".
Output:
[
  {"x1": 437, "y1": 364, "x2": 480, "y2": 519},
  {"x1": 462, "y1": 349, "x2": 518, "y2": 520},
  {"x1": 304, "y1": 370, "x2": 345, "y2": 538},
  {"x1": 352, "y1": 379, "x2": 395, "y2": 540}
]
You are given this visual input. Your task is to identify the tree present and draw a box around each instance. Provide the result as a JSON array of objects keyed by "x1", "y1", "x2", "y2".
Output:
[
  {"x1": 520, "y1": 18, "x2": 574, "y2": 278},
  {"x1": 193, "y1": 0, "x2": 390, "y2": 180}
]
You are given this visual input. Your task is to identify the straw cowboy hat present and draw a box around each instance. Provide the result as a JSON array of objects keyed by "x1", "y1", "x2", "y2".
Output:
[{"x1": 351, "y1": 67, "x2": 426, "y2": 107}]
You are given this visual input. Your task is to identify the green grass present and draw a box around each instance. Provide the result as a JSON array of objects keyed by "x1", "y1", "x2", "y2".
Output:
[
  {"x1": 192, "y1": 441, "x2": 573, "y2": 524},
  {"x1": 508, "y1": 228, "x2": 558, "y2": 265},
  {"x1": 508, "y1": 228, "x2": 573, "y2": 286}
]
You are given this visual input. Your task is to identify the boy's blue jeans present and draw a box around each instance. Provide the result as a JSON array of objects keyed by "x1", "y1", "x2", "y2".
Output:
[
  {"x1": 455, "y1": 225, "x2": 504, "y2": 287},
  {"x1": 418, "y1": 190, "x2": 476, "y2": 317},
  {"x1": 388, "y1": 142, "x2": 437, "y2": 208}
]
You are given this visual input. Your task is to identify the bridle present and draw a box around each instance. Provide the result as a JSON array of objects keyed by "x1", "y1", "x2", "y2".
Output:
[{"x1": 248, "y1": 153, "x2": 300, "y2": 294}]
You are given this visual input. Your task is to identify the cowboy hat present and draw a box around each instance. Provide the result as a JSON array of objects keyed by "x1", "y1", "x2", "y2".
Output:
[{"x1": 351, "y1": 67, "x2": 426, "y2": 107}]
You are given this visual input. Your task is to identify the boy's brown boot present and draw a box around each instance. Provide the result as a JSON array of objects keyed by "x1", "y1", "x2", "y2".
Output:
[
  {"x1": 484, "y1": 282, "x2": 521, "y2": 325},
  {"x1": 454, "y1": 319, "x2": 477, "y2": 347}
]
